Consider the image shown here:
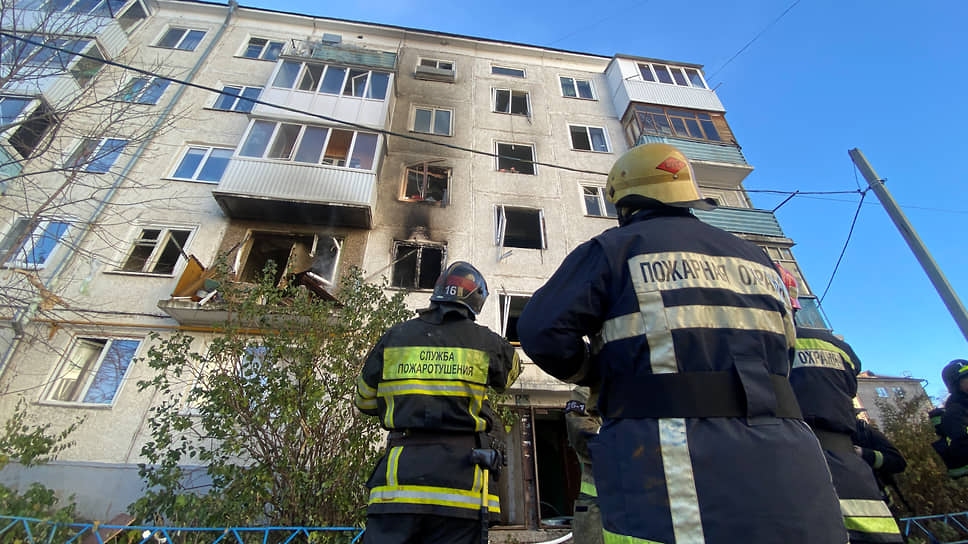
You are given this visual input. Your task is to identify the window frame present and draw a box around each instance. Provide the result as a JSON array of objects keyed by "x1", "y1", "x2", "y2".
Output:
[
  {"x1": 628, "y1": 104, "x2": 723, "y2": 143},
  {"x1": 418, "y1": 58, "x2": 454, "y2": 71},
  {"x1": 0, "y1": 95, "x2": 54, "y2": 159},
  {"x1": 65, "y1": 137, "x2": 128, "y2": 173},
  {"x1": 559, "y1": 76, "x2": 595, "y2": 100},
  {"x1": 235, "y1": 232, "x2": 342, "y2": 287},
  {"x1": 170, "y1": 145, "x2": 233, "y2": 183},
  {"x1": 491, "y1": 65, "x2": 526, "y2": 78},
  {"x1": 495, "y1": 142, "x2": 536, "y2": 175},
  {"x1": 637, "y1": 62, "x2": 708, "y2": 89},
  {"x1": 211, "y1": 85, "x2": 261, "y2": 112},
  {"x1": 238, "y1": 120, "x2": 379, "y2": 171},
  {"x1": 154, "y1": 27, "x2": 206, "y2": 51},
  {"x1": 1, "y1": 217, "x2": 71, "y2": 269},
  {"x1": 270, "y1": 60, "x2": 390, "y2": 101},
  {"x1": 875, "y1": 387, "x2": 889, "y2": 398},
  {"x1": 568, "y1": 124, "x2": 610, "y2": 153},
  {"x1": 411, "y1": 105, "x2": 453, "y2": 136},
  {"x1": 401, "y1": 162, "x2": 450, "y2": 204},
  {"x1": 43, "y1": 336, "x2": 141, "y2": 407},
  {"x1": 390, "y1": 240, "x2": 446, "y2": 291},
  {"x1": 496, "y1": 205, "x2": 546, "y2": 250},
  {"x1": 114, "y1": 76, "x2": 170, "y2": 104},
  {"x1": 499, "y1": 294, "x2": 531, "y2": 344},
  {"x1": 116, "y1": 226, "x2": 192, "y2": 276},
  {"x1": 493, "y1": 88, "x2": 530, "y2": 116},
  {"x1": 581, "y1": 184, "x2": 617, "y2": 218},
  {"x1": 241, "y1": 37, "x2": 284, "y2": 61}
]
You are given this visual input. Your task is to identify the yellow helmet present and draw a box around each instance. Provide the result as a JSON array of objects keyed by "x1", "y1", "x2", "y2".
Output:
[{"x1": 605, "y1": 143, "x2": 716, "y2": 210}]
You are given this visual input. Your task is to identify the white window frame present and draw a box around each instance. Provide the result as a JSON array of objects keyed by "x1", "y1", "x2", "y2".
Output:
[
  {"x1": 117, "y1": 226, "x2": 192, "y2": 276},
  {"x1": 569, "y1": 124, "x2": 610, "y2": 152},
  {"x1": 1, "y1": 217, "x2": 71, "y2": 269},
  {"x1": 170, "y1": 145, "x2": 233, "y2": 183},
  {"x1": 390, "y1": 240, "x2": 446, "y2": 290},
  {"x1": 559, "y1": 76, "x2": 595, "y2": 100},
  {"x1": 495, "y1": 142, "x2": 536, "y2": 175},
  {"x1": 493, "y1": 88, "x2": 530, "y2": 116},
  {"x1": 0, "y1": 95, "x2": 53, "y2": 159},
  {"x1": 270, "y1": 61, "x2": 390, "y2": 101},
  {"x1": 637, "y1": 62, "x2": 708, "y2": 89},
  {"x1": 411, "y1": 105, "x2": 452, "y2": 136},
  {"x1": 581, "y1": 185, "x2": 617, "y2": 218},
  {"x1": 43, "y1": 336, "x2": 141, "y2": 406},
  {"x1": 491, "y1": 65, "x2": 526, "y2": 78},
  {"x1": 65, "y1": 137, "x2": 128, "y2": 173},
  {"x1": 238, "y1": 120, "x2": 379, "y2": 171},
  {"x1": 30, "y1": 0, "x2": 127, "y2": 16},
  {"x1": 241, "y1": 37, "x2": 284, "y2": 61},
  {"x1": 499, "y1": 293, "x2": 531, "y2": 344},
  {"x1": 212, "y1": 85, "x2": 261, "y2": 112},
  {"x1": 418, "y1": 58, "x2": 454, "y2": 71},
  {"x1": 496, "y1": 205, "x2": 546, "y2": 250},
  {"x1": 875, "y1": 387, "x2": 889, "y2": 398},
  {"x1": 154, "y1": 27, "x2": 206, "y2": 51}
]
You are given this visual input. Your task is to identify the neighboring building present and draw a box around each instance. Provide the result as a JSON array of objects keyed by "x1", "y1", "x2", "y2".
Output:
[
  {"x1": 856, "y1": 371, "x2": 933, "y2": 426},
  {"x1": 0, "y1": 0, "x2": 849, "y2": 531}
]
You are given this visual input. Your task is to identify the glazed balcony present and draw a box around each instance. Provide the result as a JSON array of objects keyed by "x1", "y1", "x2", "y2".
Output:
[
  {"x1": 637, "y1": 134, "x2": 753, "y2": 187},
  {"x1": 693, "y1": 206, "x2": 785, "y2": 238}
]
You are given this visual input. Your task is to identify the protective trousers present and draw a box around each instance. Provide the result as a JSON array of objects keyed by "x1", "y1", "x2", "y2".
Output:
[{"x1": 821, "y1": 439, "x2": 903, "y2": 543}]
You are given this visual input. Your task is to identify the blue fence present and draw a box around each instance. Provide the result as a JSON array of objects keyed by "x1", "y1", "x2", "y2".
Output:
[
  {"x1": 0, "y1": 515, "x2": 365, "y2": 543},
  {"x1": 900, "y1": 512, "x2": 968, "y2": 544}
]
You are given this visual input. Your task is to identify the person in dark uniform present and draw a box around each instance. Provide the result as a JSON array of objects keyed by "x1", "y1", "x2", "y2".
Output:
[
  {"x1": 853, "y1": 415, "x2": 907, "y2": 501},
  {"x1": 791, "y1": 324, "x2": 903, "y2": 543},
  {"x1": 564, "y1": 386, "x2": 603, "y2": 544},
  {"x1": 517, "y1": 143, "x2": 846, "y2": 544},
  {"x1": 930, "y1": 359, "x2": 968, "y2": 479},
  {"x1": 354, "y1": 261, "x2": 520, "y2": 544}
]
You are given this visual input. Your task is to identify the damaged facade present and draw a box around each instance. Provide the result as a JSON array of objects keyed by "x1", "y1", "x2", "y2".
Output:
[{"x1": 0, "y1": 0, "x2": 835, "y2": 531}]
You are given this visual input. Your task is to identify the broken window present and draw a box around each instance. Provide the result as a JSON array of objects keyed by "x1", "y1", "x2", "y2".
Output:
[
  {"x1": 582, "y1": 185, "x2": 617, "y2": 218},
  {"x1": 120, "y1": 227, "x2": 191, "y2": 275},
  {"x1": 499, "y1": 294, "x2": 530, "y2": 343},
  {"x1": 391, "y1": 241, "x2": 444, "y2": 290},
  {"x1": 569, "y1": 125, "x2": 609, "y2": 152},
  {"x1": 494, "y1": 89, "x2": 529, "y2": 116},
  {"x1": 45, "y1": 337, "x2": 140, "y2": 405},
  {"x1": 496, "y1": 143, "x2": 535, "y2": 175},
  {"x1": 402, "y1": 162, "x2": 450, "y2": 203},
  {"x1": 496, "y1": 206, "x2": 545, "y2": 250},
  {"x1": 236, "y1": 232, "x2": 342, "y2": 289},
  {"x1": 0, "y1": 97, "x2": 55, "y2": 159}
]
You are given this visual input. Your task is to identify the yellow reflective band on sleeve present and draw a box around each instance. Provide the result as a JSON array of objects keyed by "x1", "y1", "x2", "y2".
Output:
[
  {"x1": 369, "y1": 484, "x2": 500, "y2": 513},
  {"x1": 840, "y1": 498, "x2": 894, "y2": 518},
  {"x1": 843, "y1": 516, "x2": 901, "y2": 535},
  {"x1": 580, "y1": 480, "x2": 598, "y2": 497},
  {"x1": 794, "y1": 338, "x2": 855, "y2": 371},
  {"x1": 383, "y1": 347, "x2": 490, "y2": 384},
  {"x1": 873, "y1": 450, "x2": 884, "y2": 469},
  {"x1": 384, "y1": 393, "x2": 397, "y2": 428},
  {"x1": 354, "y1": 376, "x2": 377, "y2": 410},
  {"x1": 386, "y1": 446, "x2": 402, "y2": 487},
  {"x1": 602, "y1": 528, "x2": 665, "y2": 543}
]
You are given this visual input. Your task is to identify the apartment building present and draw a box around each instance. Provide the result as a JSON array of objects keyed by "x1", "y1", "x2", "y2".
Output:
[{"x1": 0, "y1": 0, "x2": 835, "y2": 527}]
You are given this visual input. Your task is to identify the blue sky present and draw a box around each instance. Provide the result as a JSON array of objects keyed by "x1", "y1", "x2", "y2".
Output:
[{"x1": 243, "y1": 0, "x2": 968, "y2": 399}]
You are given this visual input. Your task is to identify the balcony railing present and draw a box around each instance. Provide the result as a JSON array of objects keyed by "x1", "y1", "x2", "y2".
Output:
[
  {"x1": 211, "y1": 157, "x2": 375, "y2": 228},
  {"x1": 283, "y1": 39, "x2": 397, "y2": 70},
  {"x1": 637, "y1": 134, "x2": 753, "y2": 187},
  {"x1": 611, "y1": 76, "x2": 725, "y2": 117},
  {"x1": 693, "y1": 206, "x2": 785, "y2": 238}
]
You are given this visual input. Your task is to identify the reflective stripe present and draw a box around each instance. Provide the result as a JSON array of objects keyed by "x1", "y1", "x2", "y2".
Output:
[
  {"x1": 602, "y1": 528, "x2": 664, "y2": 543},
  {"x1": 386, "y1": 446, "x2": 403, "y2": 487},
  {"x1": 355, "y1": 376, "x2": 377, "y2": 410},
  {"x1": 873, "y1": 450, "x2": 884, "y2": 469},
  {"x1": 369, "y1": 484, "x2": 499, "y2": 513},
  {"x1": 665, "y1": 305, "x2": 787, "y2": 336},
  {"x1": 377, "y1": 379, "x2": 486, "y2": 397},
  {"x1": 580, "y1": 480, "x2": 597, "y2": 497},
  {"x1": 382, "y1": 346, "x2": 490, "y2": 385},
  {"x1": 385, "y1": 393, "x2": 396, "y2": 428},
  {"x1": 636, "y1": 281, "x2": 676, "y2": 374},
  {"x1": 794, "y1": 338, "x2": 855, "y2": 371},
  {"x1": 626, "y1": 252, "x2": 788, "y2": 303},
  {"x1": 659, "y1": 418, "x2": 705, "y2": 543},
  {"x1": 840, "y1": 498, "x2": 894, "y2": 518},
  {"x1": 843, "y1": 516, "x2": 901, "y2": 534}
]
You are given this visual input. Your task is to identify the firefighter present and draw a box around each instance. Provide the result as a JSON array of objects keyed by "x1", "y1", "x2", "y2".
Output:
[
  {"x1": 791, "y1": 317, "x2": 903, "y2": 542},
  {"x1": 517, "y1": 142, "x2": 845, "y2": 544},
  {"x1": 929, "y1": 359, "x2": 968, "y2": 479},
  {"x1": 853, "y1": 415, "x2": 908, "y2": 508},
  {"x1": 354, "y1": 261, "x2": 521, "y2": 544},
  {"x1": 564, "y1": 386, "x2": 603, "y2": 544}
]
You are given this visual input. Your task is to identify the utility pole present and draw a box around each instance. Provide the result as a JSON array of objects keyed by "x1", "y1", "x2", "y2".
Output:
[{"x1": 848, "y1": 148, "x2": 968, "y2": 341}]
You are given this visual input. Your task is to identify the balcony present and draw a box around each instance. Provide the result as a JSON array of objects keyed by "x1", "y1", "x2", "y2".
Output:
[
  {"x1": 693, "y1": 206, "x2": 785, "y2": 238},
  {"x1": 211, "y1": 157, "x2": 375, "y2": 228},
  {"x1": 251, "y1": 40, "x2": 395, "y2": 129},
  {"x1": 638, "y1": 134, "x2": 753, "y2": 187},
  {"x1": 794, "y1": 297, "x2": 829, "y2": 329}
]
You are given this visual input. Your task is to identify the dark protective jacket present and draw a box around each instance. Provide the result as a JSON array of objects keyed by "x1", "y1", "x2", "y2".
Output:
[
  {"x1": 854, "y1": 418, "x2": 907, "y2": 488},
  {"x1": 354, "y1": 303, "x2": 521, "y2": 520},
  {"x1": 933, "y1": 392, "x2": 968, "y2": 477},
  {"x1": 517, "y1": 207, "x2": 846, "y2": 544},
  {"x1": 792, "y1": 327, "x2": 902, "y2": 543}
]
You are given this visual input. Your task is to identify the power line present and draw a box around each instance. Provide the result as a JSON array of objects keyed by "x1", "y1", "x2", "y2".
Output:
[
  {"x1": 546, "y1": 0, "x2": 650, "y2": 47},
  {"x1": 818, "y1": 188, "x2": 868, "y2": 305},
  {"x1": 706, "y1": 0, "x2": 802, "y2": 82},
  {"x1": 0, "y1": 32, "x2": 610, "y2": 177}
]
